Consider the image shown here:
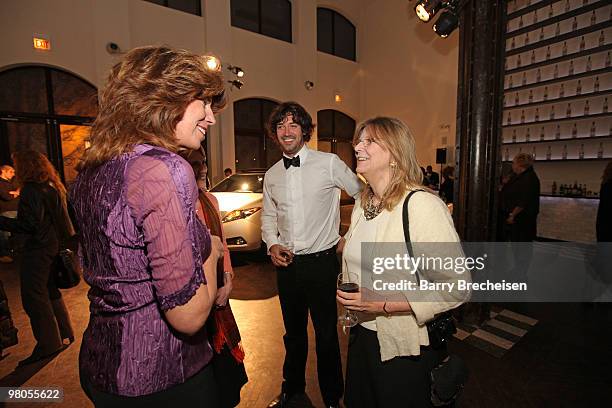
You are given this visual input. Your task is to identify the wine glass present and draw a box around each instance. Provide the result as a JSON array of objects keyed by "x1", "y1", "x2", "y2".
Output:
[
  {"x1": 337, "y1": 271, "x2": 359, "y2": 331},
  {"x1": 279, "y1": 240, "x2": 294, "y2": 264}
]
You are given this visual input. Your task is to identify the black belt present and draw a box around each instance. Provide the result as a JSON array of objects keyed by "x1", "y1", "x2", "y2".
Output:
[{"x1": 293, "y1": 244, "x2": 337, "y2": 260}]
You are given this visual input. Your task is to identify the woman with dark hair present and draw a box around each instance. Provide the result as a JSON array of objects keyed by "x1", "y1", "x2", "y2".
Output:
[
  {"x1": 439, "y1": 166, "x2": 454, "y2": 204},
  {"x1": 596, "y1": 161, "x2": 612, "y2": 242},
  {"x1": 71, "y1": 46, "x2": 226, "y2": 406},
  {"x1": 0, "y1": 150, "x2": 75, "y2": 366}
]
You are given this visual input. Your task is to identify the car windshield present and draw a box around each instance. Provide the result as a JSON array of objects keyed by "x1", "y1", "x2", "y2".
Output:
[{"x1": 211, "y1": 174, "x2": 264, "y2": 193}]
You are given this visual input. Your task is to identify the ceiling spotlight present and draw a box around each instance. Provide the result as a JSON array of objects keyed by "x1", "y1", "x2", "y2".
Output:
[
  {"x1": 433, "y1": 9, "x2": 459, "y2": 38},
  {"x1": 415, "y1": 0, "x2": 445, "y2": 22},
  {"x1": 228, "y1": 79, "x2": 244, "y2": 90},
  {"x1": 304, "y1": 80, "x2": 314, "y2": 90},
  {"x1": 227, "y1": 65, "x2": 245, "y2": 78},
  {"x1": 204, "y1": 55, "x2": 221, "y2": 71}
]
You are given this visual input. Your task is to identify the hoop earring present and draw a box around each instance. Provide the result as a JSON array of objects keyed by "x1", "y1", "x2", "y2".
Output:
[{"x1": 390, "y1": 161, "x2": 397, "y2": 168}]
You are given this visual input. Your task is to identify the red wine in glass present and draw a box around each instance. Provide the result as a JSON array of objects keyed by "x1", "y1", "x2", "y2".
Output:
[{"x1": 338, "y1": 282, "x2": 359, "y2": 293}]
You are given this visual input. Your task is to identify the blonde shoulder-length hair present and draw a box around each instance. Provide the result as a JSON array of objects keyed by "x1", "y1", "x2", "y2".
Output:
[
  {"x1": 353, "y1": 117, "x2": 424, "y2": 211},
  {"x1": 78, "y1": 45, "x2": 225, "y2": 169}
]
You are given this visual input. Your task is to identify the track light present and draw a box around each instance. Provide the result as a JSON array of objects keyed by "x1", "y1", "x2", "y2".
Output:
[
  {"x1": 227, "y1": 65, "x2": 245, "y2": 78},
  {"x1": 204, "y1": 56, "x2": 221, "y2": 71},
  {"x1": 228, "y1": 79, "x2": 244, "y2": 90},
  {"x1": 433, "y1": 10, "x2": 459, "y2": 38},
  {"x1": 415, "y1": 0, "x2": 445, "y2": 22}
]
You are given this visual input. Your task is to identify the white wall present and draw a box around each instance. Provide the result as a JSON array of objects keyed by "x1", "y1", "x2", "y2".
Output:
[
  {"x1": 0, "y1": 0, "x2": 460, "y2": 181},
  {"x1": 359, "y1": 0, "x2": 459, "y2": 168}
]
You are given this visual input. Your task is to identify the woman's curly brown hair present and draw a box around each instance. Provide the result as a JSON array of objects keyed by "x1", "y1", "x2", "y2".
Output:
[
  {"x1": 12, "y1": 150, "x2": 67, "y2": 201},
  {"x1": 79, "y1": 45, "x2": 226, "y2": 169}
]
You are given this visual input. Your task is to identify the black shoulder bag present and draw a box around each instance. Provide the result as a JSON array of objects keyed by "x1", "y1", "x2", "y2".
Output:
[
  {"x1": 48, "y1": 192, "x2": 81, "y2": 289},
  {"x1": 402, "y1": 190, "x2": 468, "y2": 407}
]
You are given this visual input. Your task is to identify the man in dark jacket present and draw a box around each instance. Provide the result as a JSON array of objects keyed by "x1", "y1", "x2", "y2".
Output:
[{"x1": 0, "y1": 165, "x2": 19, "y2": 263}]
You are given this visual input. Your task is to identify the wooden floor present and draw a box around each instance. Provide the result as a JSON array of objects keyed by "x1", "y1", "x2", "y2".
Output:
[{"x1": 1, "y1": 252, "x2": 611, "y2": 407}]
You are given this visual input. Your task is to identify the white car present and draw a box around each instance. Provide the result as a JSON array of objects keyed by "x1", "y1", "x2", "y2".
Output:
[{"x1": 210, "y1": 171, "x2": 265, "y2": 252}]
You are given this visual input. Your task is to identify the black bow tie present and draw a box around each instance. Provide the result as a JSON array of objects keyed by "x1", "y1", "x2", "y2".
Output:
[{"x1": 283, "y1": 155, "x2": 300, "y2": 169}]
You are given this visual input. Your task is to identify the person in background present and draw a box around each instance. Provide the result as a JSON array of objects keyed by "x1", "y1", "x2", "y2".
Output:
[
  {"x1": 183, "y1": 147, "x2": 247, "y2": 408},
  {"x1": 224, "y1": 168, "x2": 233, "y2": 178},
  {"x1": 262, "y1": 102, "x2": 362, "y2": 408},
  {"x1": 337, "y1": 117, "x2": 469, "y2": 407},
  {"x1": 420, "y1": 167, "x2": 430, "y2": 187},
  {"x1": 71, "y1": 46, "x2": 225, "y2": 406},
  {"x1": 439, "y1": 165, "x2": 455, "y2": 204},
  {"x1": 0, "y1": 165, "x2": 19, "y2": 263},
  {"x1": 425, "y1": 165, "x2": 439, "y2": 189},
  {"x1": 596, "y1": 161, "x2": 612, "y2": 242},
  {"x1": 0, "y1": 151, "x2": 75, "y2": 366}
]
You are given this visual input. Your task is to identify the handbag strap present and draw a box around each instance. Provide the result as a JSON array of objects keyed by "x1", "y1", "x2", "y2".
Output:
[{"x1": 402, "y1": 189, "x2": 425, "y2": 283}]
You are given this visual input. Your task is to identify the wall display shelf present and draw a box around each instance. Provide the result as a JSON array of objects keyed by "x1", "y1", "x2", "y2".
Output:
[
  {"x1": 502, "y1": 0, "x2": 612, "y2": 206},
  {"x1": 540, "y1": 193, "x2": 599, "y2": 199}
]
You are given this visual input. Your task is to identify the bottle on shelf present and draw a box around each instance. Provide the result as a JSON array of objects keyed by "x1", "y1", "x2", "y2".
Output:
[
  {"x1": 606, "y1": 52, "x2": 611, "y2": 68},
  {"x1": 534, "y1": 107, "x2": 539, "y2": 121},
  {"x1": 579, "y1": 143, "x2": 585, "y2": 159},
  {"x1": 599, "y1": 31, "x2": 605, "y2": 47},
  {"x1": 579, "y1": 36, "x2": 586, "y2": 51},
  {"x1": 562, "y1": 144, "x2": 568, "y2": 159},
  {"x1": 594, "y1": 77, "x2": 600, "y2": 92},
  {"x1": 531, "y1": 146, "x2": 536, "y2": 159},
  {"x1": 509, "y1": 75, "x2": 514, "y2": 88},
  {"x1": 562, "y1": 42, "x2": 567, "y2": 56},
  {"x1": 584, "y1": 100, "x2": 590, "y2": 115},
  {"x1": 530, "y1": 50, "x2": 535, "y2": 64},
  {"x1": 568, "y1": 60, "x2": 574, "y2": 75},
  {"x1": 598, "y1": 142, "x2": 604, "y2": 158},
  {"x1": 572, "y1": 17, "x2": 577, "y2": 31},
  {"x1": 521, "y1": 72, "x2": 527, "y2": 86},
  {"x1": 540, "y1": 126, "x2": 545, "y2": 141},
  {"x1": 590, "y1": 122, "x2": 596, "y2": 137},
  {"x1": 548, "y1": 4, "x2": 553, "y2": 18},
  {"x1": 536, "y1": 68, "x2": 541, "y2": 82},
  {"x1": 555, "y1": 124, "x2": 561, "y2": 139},
  {"x1": 573, "y1": 181, "x2": 579, "y2": 196},
  {"x1": 564, "y1": 0, "x2": 570, "y2": 12},
  {"x1": 512, "y1": 129, "x2": 517, "y2": 142},
  {"x1": 533, "y1": 10, "x2": 538, "y2": 24},
  {"x1": 572, "y1": 123, "x2": 578, "y2": 138},
  {"x1": 524, "y1": 33, "x2": 529, "y2": 46},
  {"x1": 555, "y1": 22, "x2": 561, "y2": 36},
  {"x1": 539, "y1": 27, "x2": 545, "y2": 41},
  {"x1": 519, "y1": 16, "x2": 524, "y2": 29},
  {"x1": 511, "y1": 37, "x2": 516, "y2": 50},
  {"x1": 546, "y1": 46, "x2": 551, "y2": 60},
  {"x1": 529, "y1": 90, "x2": 533, "y2": 103},
  {"x1": 560, "y1": 183, "x2": 566, "y2": 195},
  {"x1": 546, "y1": 145, "x2": 552, "y2": 160},
  {"x1": 520, "y1": 110, "x2": 525, "y2": 123},
  {"x1": 503, "y1": 94, "x2": 507, "y2": 107},
  {"x1": 590, "y1": 10, "x2": 596, "y2": 25},
  {"x1": 505, "y1": 147, "x2": 510, "y2": 161},
  {"x1": 586, "y1": 56, "x2": 592, "y2": 72},
  {"x1": 526, "y1": 127, "x2": 531, "y2": 141},
  {"x1": 517, "y1": 54, "x2": 522, "y2": 67},
  {"x1": 550, "y1": 105, "x2": 556, "y2": 120},
  {"x1": 552, "y1": 181, "x2": 557, "y2": 195},
  {"x1": 543, "y1": 86, "x2": 548, "y2": 100},
  {"x1": 566, "y1": 103, "x2": 572, "y2": 118},
  {"x1": 553, "y1": 64, "x2": 559, "y2": 79},
  {"x1": 603, "y1": 97, "x2": 608, "y2": 113},
  {"x1": 515, "y1": 92, "x2": 520, "y2": 105},
  {"x1": 576, "y1": 80, "x2": 582, "y2": 95},
  {"x1": 507, "y1": 111, "x2": 512, "y2": 125}
]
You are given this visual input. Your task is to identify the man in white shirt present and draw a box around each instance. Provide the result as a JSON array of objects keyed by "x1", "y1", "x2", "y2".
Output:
[{"x1": 262, "y1": 102, "x2": 362, "y2": 408}]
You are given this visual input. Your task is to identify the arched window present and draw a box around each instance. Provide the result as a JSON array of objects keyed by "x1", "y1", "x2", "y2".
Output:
[
  {"x1": 231, "y1": 0, "x2": 292, "y2": 43},
  {"x1": 317, "y1": 8, "x2": 356, "y2": 61},
  {"x1": 317, "y1": 109, "x2": 356, "y2": 170},
  {"x1": 234, "y1": 98, "x2": 282, "y2": 170},
  {"x1": 0, "y1": 66, "x2": 98, "y2": 184}
]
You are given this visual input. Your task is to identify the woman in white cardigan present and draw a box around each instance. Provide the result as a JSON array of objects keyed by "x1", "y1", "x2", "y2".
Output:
[{"x1": 337, "y1": 117, "x2": 470, "y2": 407}]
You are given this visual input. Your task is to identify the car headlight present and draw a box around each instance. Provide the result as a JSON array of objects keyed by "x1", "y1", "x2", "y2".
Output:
[{"x1": 222, "y1": 207, "x2": 261, "y2": 223}]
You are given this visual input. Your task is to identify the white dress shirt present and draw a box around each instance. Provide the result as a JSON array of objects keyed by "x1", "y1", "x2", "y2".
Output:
[{"x1": 262, "y1": 145, "x2": 362, "y2": 255}]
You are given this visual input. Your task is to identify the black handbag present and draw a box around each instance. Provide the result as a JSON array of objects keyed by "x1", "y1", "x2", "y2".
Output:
[
  {"x1": 47, "y1": 193, "x2": 81, "y2": 289},
  {"x1": 402, "y1": 190, "x2": 468, "y2": 406}
]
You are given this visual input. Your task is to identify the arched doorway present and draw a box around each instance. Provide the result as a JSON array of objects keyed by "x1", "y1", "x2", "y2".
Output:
[
  {"x1": 317, "y1": 109, "x2": 356, "y2": 170},
  {"x1": 233, "y1": 98, "x2": 281, "y2": 170},
  {"x1": 0, "y1": 66, "x2": 98, "y2": 184}
]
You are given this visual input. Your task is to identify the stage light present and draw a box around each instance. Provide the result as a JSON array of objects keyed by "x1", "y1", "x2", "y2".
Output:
[
  {"x1": 204, "y1": 56, "x2": 221, "y2": 71},
  {"x1": 227, "y1": 65, "x2": 245, "y2": 78},
  {"x1": 415, "y1": 0, "x2": 445, "y2": 22},
  {"x1": 433, "y1": 10, "x2": 459, "y2": 38},
  {"x1": 228, "y1": 79, "x2": 244, "y2": 90}
]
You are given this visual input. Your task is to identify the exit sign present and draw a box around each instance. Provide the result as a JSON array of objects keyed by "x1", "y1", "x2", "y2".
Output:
[{"x1": 33, "y1": 37, "x2": 51, "y2": 50}]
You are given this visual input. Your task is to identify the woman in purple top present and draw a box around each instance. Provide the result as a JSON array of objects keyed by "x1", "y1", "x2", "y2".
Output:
[{"x1": 70, "y1": 46, "x2": 226, "y2": 406}]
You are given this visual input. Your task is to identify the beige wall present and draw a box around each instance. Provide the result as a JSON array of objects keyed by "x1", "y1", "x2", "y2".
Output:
[{"x1": 0, "y1": 0, "x2": 460, "y2": 181}]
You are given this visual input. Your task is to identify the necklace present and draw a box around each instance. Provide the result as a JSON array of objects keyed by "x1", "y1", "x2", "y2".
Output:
[{"x1": 364, "y1": 189, "x2": 383, "y2": 220}]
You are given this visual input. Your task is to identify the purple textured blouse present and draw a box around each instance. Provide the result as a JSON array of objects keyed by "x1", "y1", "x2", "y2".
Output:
[{"x1": 70, "y1": 145, "x2": 212, "y2": 396}]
